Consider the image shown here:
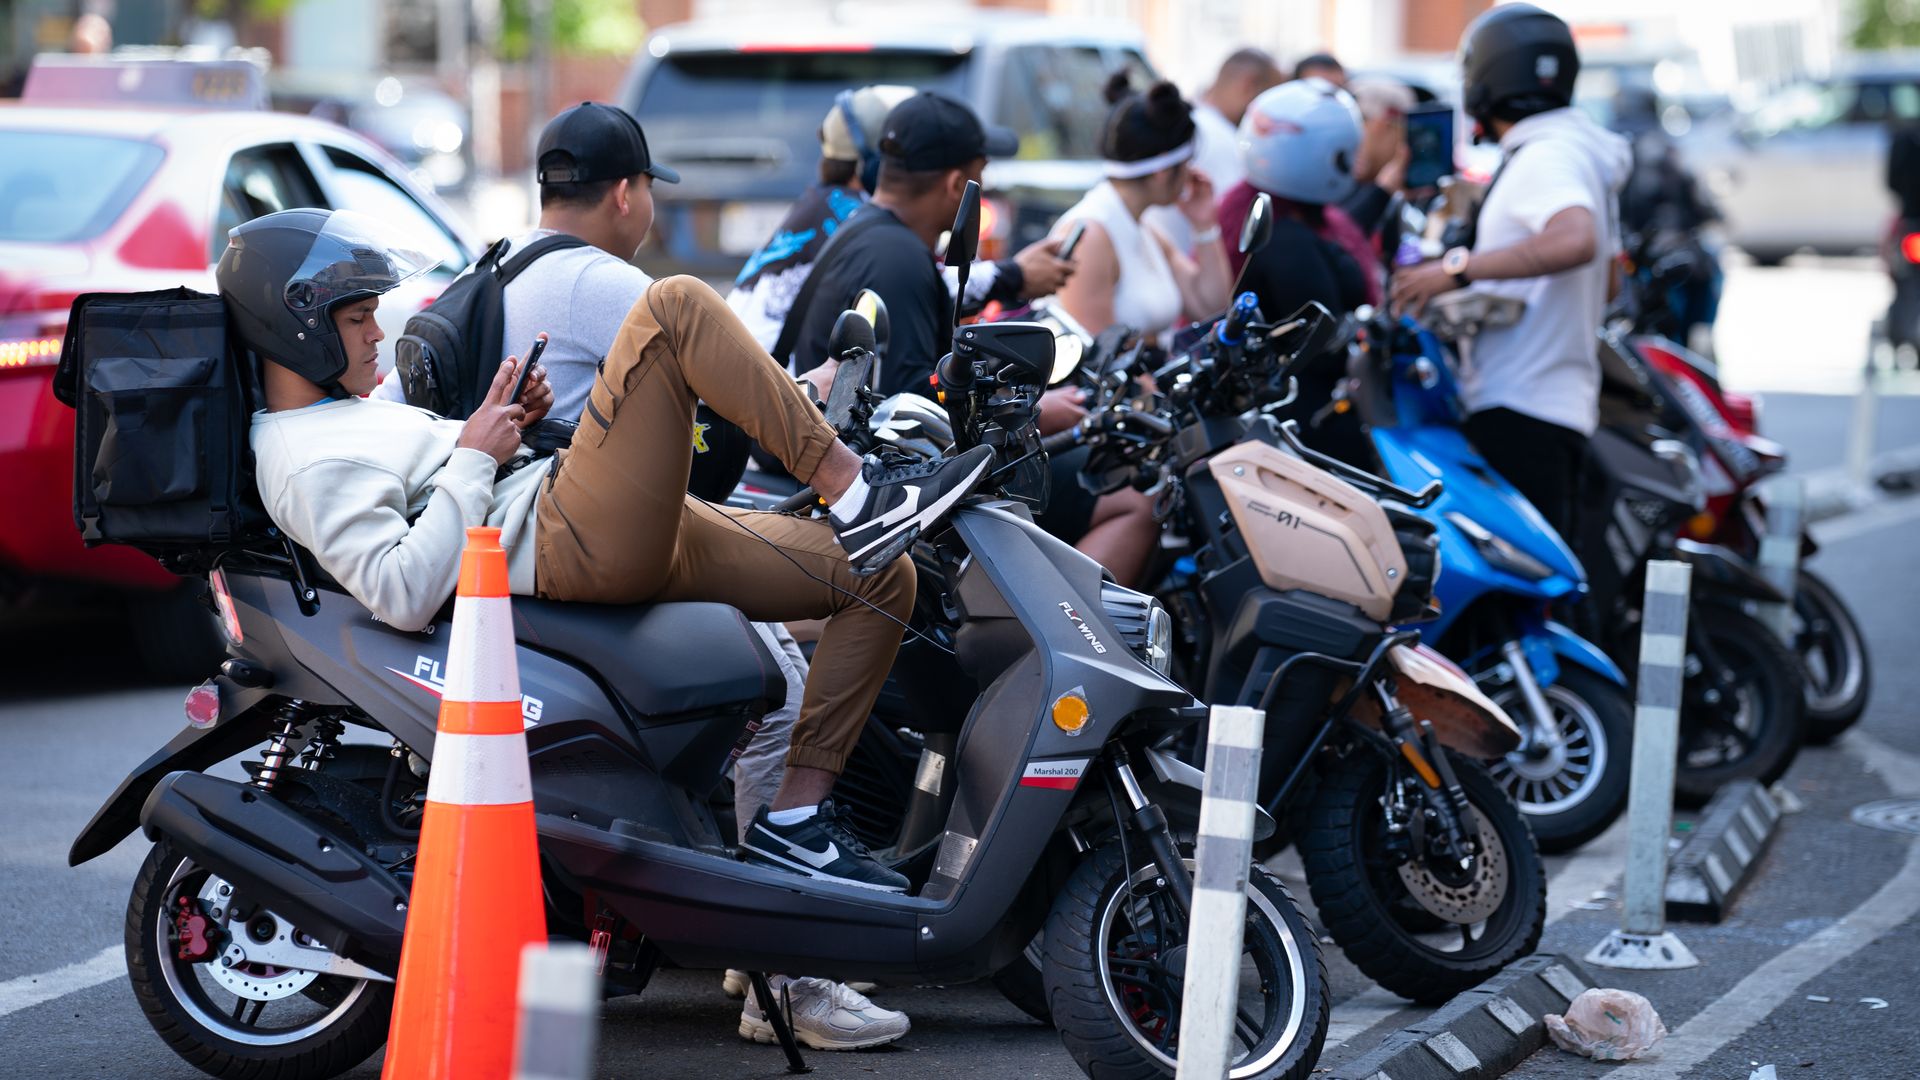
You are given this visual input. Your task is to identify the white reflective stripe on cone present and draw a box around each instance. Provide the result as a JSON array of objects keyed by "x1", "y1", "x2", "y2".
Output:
[
  {"x1": 443, "y1": 595, "x2": 522, "y2": 704},
  {"x1": 426, "y1": 731, "x2": 535, "y2": 806}
]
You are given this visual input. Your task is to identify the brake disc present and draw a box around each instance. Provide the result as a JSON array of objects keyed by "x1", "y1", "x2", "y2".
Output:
[
  {"x1": 1395, "y1": 810, "x2": 1509, "y2": 924},
  {"x1": 197, "y1": 877, "x2": 320, "y2": 1002}
]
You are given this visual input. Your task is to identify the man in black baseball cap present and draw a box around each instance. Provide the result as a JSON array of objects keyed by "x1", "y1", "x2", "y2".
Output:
[
  {"x1": 537, "y1": 100, "x2": 680, "y2": 186},
  {"x1": 787, "y1": 91, "x2": 1021, "y2": 397}
]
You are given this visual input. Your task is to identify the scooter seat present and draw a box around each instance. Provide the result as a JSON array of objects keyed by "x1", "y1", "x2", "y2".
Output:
[{"x1": 511, "y1": 598, "x2": 785, "y2": 719}]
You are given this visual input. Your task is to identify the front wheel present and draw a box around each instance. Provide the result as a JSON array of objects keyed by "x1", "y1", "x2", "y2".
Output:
[
  {"x1": 1675, "y1": 606, "x2": 1806, "y2": 806},
  {"x1": 125, "y1": 842, "x2": 393, "y2": 1079},
  {"x1": 1042, "y1": 845, "x2": 1328, "y2": 1079},
  {"x1": 1302, "y1": 754, "x2": 1546, "y2": 1003},
  {"x1": 1485, "y1": 666, "x2": 1635, "y2": 852},
  {"x1": 1794, "y1": 569, "x2": 1871, "y2": 740}
]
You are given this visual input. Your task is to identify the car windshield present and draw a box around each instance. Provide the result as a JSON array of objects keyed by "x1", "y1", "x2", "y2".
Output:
[
  {"x1": 0, "y1": 131, "x2": 164, "y2": 243},
  {"x1": 634, "y1": 50, "x2": 969, "y2": 160}
]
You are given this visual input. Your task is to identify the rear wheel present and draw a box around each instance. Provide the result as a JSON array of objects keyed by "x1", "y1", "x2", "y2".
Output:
[
  {"x1": 1793, "y1": 570, "x2": 1871, "y2": 741},
  {"x1": 1042, "y1": 845, "x2": 1328, "y2": 1079},
  {"x1": 1302, "y1": 753, "x2": 1546, "y2": 1003},
  {"x1": 1675, "y1": 606, "x2": 1806, "y2": 806},
  {"x1": 1485, "y1": 667, "x2": 1634, "y2": 852},
  {"x1": 124, "y1": 842, "x2": 392, "y2": 1079}
]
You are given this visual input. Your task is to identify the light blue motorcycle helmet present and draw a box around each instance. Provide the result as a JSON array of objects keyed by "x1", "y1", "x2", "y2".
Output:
[{"x1": 1238, "y1": 77, "x2": 1363, "y2": 205}]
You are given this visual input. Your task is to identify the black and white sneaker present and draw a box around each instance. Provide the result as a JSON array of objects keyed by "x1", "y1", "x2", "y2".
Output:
[
  {"x1": 831, "y1": 446, "x2": 994, "y2": 575},
  {"x1": 742, "y1": 800, "x2": 910, "y2": 893}
]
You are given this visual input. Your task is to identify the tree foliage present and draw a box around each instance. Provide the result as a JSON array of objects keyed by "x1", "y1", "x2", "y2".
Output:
[
  {"x1": 500, "y1": 0, "x2": 645, "y2": 59},
  {"x1": 1853, "y1": 0, "x2": 1920, "y2": 49}
]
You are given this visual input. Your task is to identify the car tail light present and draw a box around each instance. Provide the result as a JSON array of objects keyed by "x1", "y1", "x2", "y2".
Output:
[
  {"x1": 979, "y1": 196, "x2": 1008, "y2": 261},
  {"x1": 1901, "y1": 233, "x2": 1920, "y2": 265},
  {"x1": 0, "y1": 334, "x2": 61, "y2": 371},
  {"x1": 210, "y1": 568, "x2": 244, "y2": 645}
]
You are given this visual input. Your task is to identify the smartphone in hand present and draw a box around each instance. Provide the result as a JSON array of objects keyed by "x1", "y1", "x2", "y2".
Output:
[
  {"x1": 1059, "y1": 221, "x2": 1088, "y2": 261},
  {"x1": 510, "y1": 332, "x2": 549, "y2": 405}
]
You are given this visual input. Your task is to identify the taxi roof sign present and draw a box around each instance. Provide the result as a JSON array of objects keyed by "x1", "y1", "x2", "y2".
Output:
[{"x1": 22, "y1": 53, "x2": 269, "y2": 111}]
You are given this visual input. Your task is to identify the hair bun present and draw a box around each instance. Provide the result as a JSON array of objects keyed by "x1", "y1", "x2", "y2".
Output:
[
  {"x1": 1103, "y1": 71, "x2": 1134, "y2": 106},
  {"x1": 1143, "y1": 80, "x2": 1185, "y2": 122}
]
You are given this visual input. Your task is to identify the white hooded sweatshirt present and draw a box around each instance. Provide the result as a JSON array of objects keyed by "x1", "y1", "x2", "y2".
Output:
[{"x1": 1462, "y1": 107, "x2": 1633, "y2": 436}]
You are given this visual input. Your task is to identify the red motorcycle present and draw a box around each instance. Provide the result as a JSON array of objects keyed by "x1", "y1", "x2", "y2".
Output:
[{"x1": 1622, "y1": 334, "x2": 1871, "y2": 740}]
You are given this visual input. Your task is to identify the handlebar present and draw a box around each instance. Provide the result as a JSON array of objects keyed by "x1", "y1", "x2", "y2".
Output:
[{"x1": 1274, "y1": 420, "x2": 1442, "y2": 508}]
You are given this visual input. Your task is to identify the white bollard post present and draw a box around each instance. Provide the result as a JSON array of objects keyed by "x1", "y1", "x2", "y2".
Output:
[
  {"x1": 1756, "y1": 476, "x2": 1803, "y2": 643},
  {"x1": 1588, "y1": 560, "x2": 1700, "y2": 970},
  {"x1": 512, "y1": 942, "x2": 602, "y2": 1080},
  {"x1": 1844, "y1": 320, "x2": 1884, "y2": 507},
  {"x1": 1176, "y1": 705, "x2": 1265, "y2": 1079}
]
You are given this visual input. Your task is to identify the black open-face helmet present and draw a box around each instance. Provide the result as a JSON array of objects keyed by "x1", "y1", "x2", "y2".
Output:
[
  {"x1": 1460, "y1": 3, "x2": 1579, "y2": 130},
  {"x1": 215, "y1": 208, "x2": 437, "y2": 390}
]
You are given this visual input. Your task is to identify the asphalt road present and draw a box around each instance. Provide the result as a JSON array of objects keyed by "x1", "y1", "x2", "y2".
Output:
[{"x1": 4, "y1": 260, "x2": 1917, "y2": 1079}]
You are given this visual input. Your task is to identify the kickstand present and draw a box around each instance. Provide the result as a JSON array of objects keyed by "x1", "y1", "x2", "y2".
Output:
[{"x1": 747, "y1": 971, "x2": 812, "y2": 1074}]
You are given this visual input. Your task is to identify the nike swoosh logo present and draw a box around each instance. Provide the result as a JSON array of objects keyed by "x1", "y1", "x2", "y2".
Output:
[
  {"x1": 860, "y1": 484, "x2": 922, "y2": 532},
  {"x1": 756, "y1": 824, "x2": 841, "y2": 868}
]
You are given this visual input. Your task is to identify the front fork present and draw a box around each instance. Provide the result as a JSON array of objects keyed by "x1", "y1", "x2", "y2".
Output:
[
  {"x1": 1108, "y1": 744, "x2": 1195, "y2": 921},
  {"x1": 1500, "y1": 638, "x2": 1567, "y2": 761},
  {"x1": 1372, "y1": 678, "x2": 1481, "y2": 870}
]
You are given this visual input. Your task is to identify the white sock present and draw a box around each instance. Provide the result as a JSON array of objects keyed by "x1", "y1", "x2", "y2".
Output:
[
  {"x1": 829, "y1": 471, "x2": 872, "y2": 524},
  {"x1": 767, "y1": 804, "x2": 819, "y2": 826}
]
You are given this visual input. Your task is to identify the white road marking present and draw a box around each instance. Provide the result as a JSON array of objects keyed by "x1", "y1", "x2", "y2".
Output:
[
  {"x1": 1325, "y1": 986, "x2": 1409, "y2": 1047},
  {"x1": 1810, "y1": 491, "x2": 1920, "y2": 545},
  {"x1": 1625, "y1": 731, "x2": 1920, "y2": 1078},
  {"x1": 0, "y1": 946, "x2": 124, "y2": 1019}
]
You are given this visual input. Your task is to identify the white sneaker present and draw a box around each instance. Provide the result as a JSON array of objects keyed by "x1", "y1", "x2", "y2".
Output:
[
  {"x1": 724, "y1": 968, "x2": 877, "y2": 999},
  {"x1": 738, "y1": 974, "x2": 909, "y2": 1050}
]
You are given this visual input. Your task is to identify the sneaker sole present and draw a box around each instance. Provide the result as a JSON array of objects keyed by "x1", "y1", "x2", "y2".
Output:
[
  {"x1": 739, "y1": 1014, "x2": 909, "y2": 1051},
  {"x1": 842, "y1": 452, "x2": 993, "y2": 569},
  {"x1": 740, "y1": 844, "x2": 908, "y2": 894}
]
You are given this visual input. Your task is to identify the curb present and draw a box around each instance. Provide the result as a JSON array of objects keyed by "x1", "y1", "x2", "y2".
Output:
[
  {"x1": 1665, "y1": 778, "x2": 1783, "y2": 923},
  {"x1": 1328, "y1": 954, "x2": 1597, "y2": 1080}
]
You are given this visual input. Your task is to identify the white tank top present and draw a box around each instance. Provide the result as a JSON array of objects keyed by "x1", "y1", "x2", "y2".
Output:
[{"x1": 1056, "y1": 181, "x2": 1184, "y2": 338}]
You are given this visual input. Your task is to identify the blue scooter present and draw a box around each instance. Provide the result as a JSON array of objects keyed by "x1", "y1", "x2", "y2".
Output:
[{"x1": 1337, "y1": 295, "x2": 1635, "y2": 852}]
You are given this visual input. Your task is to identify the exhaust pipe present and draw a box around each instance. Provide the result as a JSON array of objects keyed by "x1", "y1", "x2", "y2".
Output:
[{"x1": 140, "y1": 771, "x2": 410, "y2": 973}]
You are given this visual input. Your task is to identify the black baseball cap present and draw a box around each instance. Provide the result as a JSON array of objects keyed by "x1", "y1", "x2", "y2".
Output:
[
  {"x1": 536, "y1": 102, "x2": 679, "y2": 186},
  {"x1": 877, "y1": 92, "x2": 1018, "y2": 171}
]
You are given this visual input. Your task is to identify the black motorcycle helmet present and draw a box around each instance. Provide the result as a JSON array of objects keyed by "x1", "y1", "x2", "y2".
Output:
[
  {"x1": 1460, "y1": 3, "x2": 1580, "y2": 130},
  {"x1": 216, "y1": 208, "x2": 437, "y2": 391}
]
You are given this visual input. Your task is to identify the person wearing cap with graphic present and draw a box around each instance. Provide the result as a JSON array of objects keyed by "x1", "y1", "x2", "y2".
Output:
[{"x1": 729, "y1": 85, "x2": 1074, "y2": 366}]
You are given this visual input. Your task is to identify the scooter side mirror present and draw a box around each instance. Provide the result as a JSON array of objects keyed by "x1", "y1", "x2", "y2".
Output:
[
  {"x1": 1239, "y1": 192, "x2": 1275, "y2": 256},
  {"x1": 948, "y1": 180, "x2": 982, "y2": 329},
  {"x1": 827, "y1": 308, "x2": 876, "y2": 360},
  {"x1": 852, "y1": 289, "x2": 890, "y2": 357},
  {"x1": 954, "y1": 321, "x2": 1055, "y2": 388}
]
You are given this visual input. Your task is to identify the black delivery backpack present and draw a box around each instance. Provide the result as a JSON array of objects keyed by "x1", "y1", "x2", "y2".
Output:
[
  {"x1": 53, "y1": 287, "x2": 269, "y2": 552},
  {"x1": 392, "y1": 233, "x2": 586, "y2": 419}
]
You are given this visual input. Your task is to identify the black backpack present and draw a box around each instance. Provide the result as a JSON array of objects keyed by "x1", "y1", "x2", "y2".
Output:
[
  {"x1": 53, "y1": 288, "x2": 270, "y2": 553},
  {"x1": 393, "y1": 233, "x2": 587, "y2": 419}
]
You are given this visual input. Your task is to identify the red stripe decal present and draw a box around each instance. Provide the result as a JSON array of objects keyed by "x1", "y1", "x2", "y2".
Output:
[{"x1": 1020, "y1": 776, "x2": 1081, "y2": 790}]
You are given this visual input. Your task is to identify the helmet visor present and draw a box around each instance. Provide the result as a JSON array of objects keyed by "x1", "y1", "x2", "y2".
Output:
[{"x1": 282, "y1": 209, "x2": 439, "y2": 316}]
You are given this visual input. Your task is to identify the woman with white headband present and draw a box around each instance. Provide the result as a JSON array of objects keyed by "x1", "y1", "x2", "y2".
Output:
[{"x1": 1051, "y1": 74, "x2": 1232, "y2": 340}]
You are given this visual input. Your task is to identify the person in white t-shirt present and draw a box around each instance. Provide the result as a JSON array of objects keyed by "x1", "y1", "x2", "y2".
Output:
[{"x1": 1386, "y1": 4, "x2": 1630, "y2": 541}]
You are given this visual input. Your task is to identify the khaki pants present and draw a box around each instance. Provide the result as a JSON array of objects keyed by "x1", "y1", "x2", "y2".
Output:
[{"x1": 534, "y1": 276, "x2": 913, "y2": 775}]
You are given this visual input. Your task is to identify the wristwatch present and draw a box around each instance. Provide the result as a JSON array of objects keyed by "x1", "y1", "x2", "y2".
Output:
[{"x1": 1442, "y1": 246, "x2": 1472, "y2": 288}]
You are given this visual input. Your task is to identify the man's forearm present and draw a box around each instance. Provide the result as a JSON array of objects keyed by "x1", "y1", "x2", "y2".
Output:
[{"x1": 1467, "y1": 207, "x2": 1598, "y2": 281}]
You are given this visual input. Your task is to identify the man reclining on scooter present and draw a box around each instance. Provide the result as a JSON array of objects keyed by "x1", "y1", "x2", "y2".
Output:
[{"x1": 220, "y1": 207, "x2": 993, "y2": 894}]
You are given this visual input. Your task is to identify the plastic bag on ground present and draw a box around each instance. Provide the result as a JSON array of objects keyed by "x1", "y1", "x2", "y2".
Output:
[{"x1": 1545, "y1": 987, "x2": 1668, "y2": 1061}]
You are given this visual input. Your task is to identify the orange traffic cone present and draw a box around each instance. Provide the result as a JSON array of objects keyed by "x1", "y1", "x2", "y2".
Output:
[{"x1": 383, "y1": 526, "x2": 547, "y2": 1080}]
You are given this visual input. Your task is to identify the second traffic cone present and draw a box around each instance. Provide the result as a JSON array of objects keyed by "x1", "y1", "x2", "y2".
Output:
[{"x1": 384, "y1": 526, "x2": 547, "y2": 1080}]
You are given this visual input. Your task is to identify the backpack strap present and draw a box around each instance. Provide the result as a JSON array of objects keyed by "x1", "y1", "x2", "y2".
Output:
[
  {"x1": 769, "y1": 207, "x2": 889, "y2": 369},
  {"x1": 496, "y1": 233, "x2": 593, "y2": 285}
]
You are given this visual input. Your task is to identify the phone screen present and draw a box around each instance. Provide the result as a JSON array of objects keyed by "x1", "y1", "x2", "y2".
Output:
[{"x1": 1404, "y1": 105, "x2": 1456, "y2": 190}]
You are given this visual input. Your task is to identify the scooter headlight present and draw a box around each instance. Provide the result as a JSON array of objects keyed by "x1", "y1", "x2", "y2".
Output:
[
  {"x1": 1445, "y1": 511, "x2": 1556, "y2": 581},
  {"x1": 1099, "y1": 582, "x2": 1174, "y2": 676}
]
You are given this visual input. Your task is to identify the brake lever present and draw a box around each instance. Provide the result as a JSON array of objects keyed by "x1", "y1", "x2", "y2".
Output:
[{"x1": 1274, "y1": 419, "x2": 1442, "y2": 508}]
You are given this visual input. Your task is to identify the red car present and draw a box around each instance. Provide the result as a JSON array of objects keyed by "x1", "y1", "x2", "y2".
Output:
[{"x1": 1, "y1": 62, "x2": 477, "y2": 673}]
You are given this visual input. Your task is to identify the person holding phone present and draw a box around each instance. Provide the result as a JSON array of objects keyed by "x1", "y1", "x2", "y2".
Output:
[{"x1": 1387, "y1": 3, "x2": 1631, "y2": 541}]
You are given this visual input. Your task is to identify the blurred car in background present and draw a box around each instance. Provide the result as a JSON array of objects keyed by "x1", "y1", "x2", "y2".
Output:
[
  {"x1": 273, "y1": 72, "x2": 472, "y2": 193},
  {"x1": 1682, "y1": 52, "x2": 1920, "y2": 264},
  {"x1": 619, "y1": 12, "x2": 1153, "y2": 281},
  {"x1": 1, "y1": 53, "x2": 476, "y2": 675}
]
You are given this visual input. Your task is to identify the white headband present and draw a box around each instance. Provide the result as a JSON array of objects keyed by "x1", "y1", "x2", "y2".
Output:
[{"x1": 1103, "y1": 140, "x2": 1195, "y2": 179}]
